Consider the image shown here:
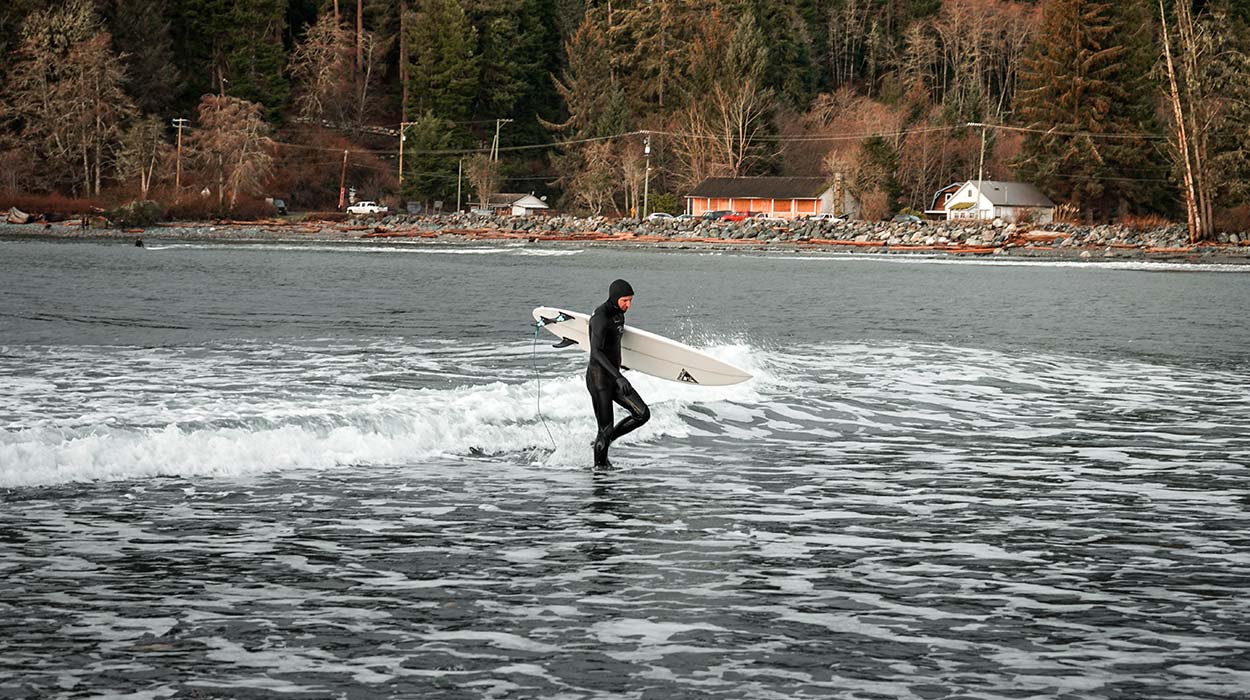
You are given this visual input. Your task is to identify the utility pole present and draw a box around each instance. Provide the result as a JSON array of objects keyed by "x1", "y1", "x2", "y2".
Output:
[
  {"x1": 968, "y1": 122, "x2": 988, "y2": 221},
  {"x1": 642, "y1": 134, "x2": 651, "y2": 218},
  {"x1": 491, "y1": 118, "x2": 512, "y2": 162},
  {"x1": 457, "y1": 157, "x2": 463, "y2": 212},
  {"x1": 338, "y1": 149, "x2": 349, "y2": 209},
  {"x1": 171, "y1": 118, "x2": 189, "y2": 194},
  {"x1": 397, "y1": 121, "x2": 415, "y2": 186}
]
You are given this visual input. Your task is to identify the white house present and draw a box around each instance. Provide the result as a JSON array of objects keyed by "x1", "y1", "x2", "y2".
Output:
[
  {"x1": 944, "y1": 180, "x2": 1055, "y2": 224},
  {"x1": 478, "y1": 193, "x2": 550, "y2": 217}
]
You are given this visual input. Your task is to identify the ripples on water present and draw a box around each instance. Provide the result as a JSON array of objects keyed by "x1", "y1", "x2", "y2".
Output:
[
  {"x1": 3, "y1": 336, "x2": 1249, "y2": 699},
  {"x1": 2, "y1": 240, "x2": 1249, "y2": 698}
]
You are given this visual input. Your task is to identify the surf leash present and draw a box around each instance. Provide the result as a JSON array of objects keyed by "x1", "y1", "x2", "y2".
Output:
[{"x1": 531, "y1": 322, "x2": 558, "y2": 452}]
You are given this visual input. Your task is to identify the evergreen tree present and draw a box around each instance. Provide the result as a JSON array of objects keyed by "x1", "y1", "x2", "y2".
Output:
[
  {"x1": 546, "y1": 9, "x2": 629, "y2": 139},
  {"x1": 1014, "y1": 0, "x2": 1161, "y2": 221},
  {"x1": 405, "y1": 0, "x2": 479, "y2": 122},
  {"x1": 0, "y1": 0, "x2": 43, "y2": 72},
  {"x1": 545, "y1": 9, "x2": 629, "y2": 209},
  {"x1": 170, "y1": 0, "x2": 232, "y2": 108},
  {"x1": 104, "y1": 0, "x2": 182, "y2": 116},
  {"x1": 225, "y1": 0, "x2": 291, "y2": 119},
  {"x1": 401, "y1": 110, "x2": 461, "y2": 205},
  {"x1": 744, "y1": 0, "x2": 817, "y2": 108}
]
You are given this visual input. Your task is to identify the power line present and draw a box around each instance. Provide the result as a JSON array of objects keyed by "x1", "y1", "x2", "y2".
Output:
[{"x1": 969, "y1": 122, "x2": 1170, "y2": 141}]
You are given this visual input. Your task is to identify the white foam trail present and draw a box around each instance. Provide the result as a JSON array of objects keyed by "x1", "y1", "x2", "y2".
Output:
[
  {"x1": 764, "y1": 253, "x2": 1250, "y2": 273},
  {"x1": 143, "y1": 243, "x2": 582, "y2": 257},
  {"x1": 0, "y1": 342, "x2": 772, "y2": 488}
]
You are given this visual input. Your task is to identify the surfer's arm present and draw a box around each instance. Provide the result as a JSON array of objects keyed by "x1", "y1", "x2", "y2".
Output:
[{"x1": 588, "y1": 313, "x2": 622, "y2": 379}]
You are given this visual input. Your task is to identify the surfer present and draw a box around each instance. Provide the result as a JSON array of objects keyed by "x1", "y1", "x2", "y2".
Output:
[{"x1": 587, "y1": 279, "x2": 650, "y2": 467}]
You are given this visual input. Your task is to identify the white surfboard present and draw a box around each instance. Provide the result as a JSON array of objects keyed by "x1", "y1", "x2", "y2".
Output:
[{"x1": 532, "y1": 306, "x2": 752, "y2": 386}]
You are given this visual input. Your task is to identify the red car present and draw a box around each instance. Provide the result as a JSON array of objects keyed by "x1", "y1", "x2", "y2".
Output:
[{"x1": 720, "y1": 211, "x2": 753, "y2": 222}]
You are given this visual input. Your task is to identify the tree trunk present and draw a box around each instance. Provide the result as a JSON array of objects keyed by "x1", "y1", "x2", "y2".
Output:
[
  {"x1": 1159, "y1": 0, "x2": 1200, "y2": 244},
  {"x1": 400, "y1": 5, "x2": 408, "y2": 121}
]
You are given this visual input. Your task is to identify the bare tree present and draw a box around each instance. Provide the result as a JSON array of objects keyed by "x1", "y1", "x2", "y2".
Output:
[
  {"x1": 189, "y1": 95, "x2": 274, "y2": 210},
  {"x1": 670, "y1": 12, "x2": 774, "y2": 188},
  {"x1": 60, "y1": 33, "x2": 136, "y2": 195},
  {"x1": 289, "y1": 11, "x2": 354, "y2": 122},
  {"x1": 2, "y1": 1, "x2": 134, "y2": 194},
  {"x1": 114, "y1": 115, "x2": 172, "y2": 199},
  {"x1": 568, "y1": 141, "x2": 619, "y2": 215},
  {"x1": 465, "y1": 153, "x2": 499, "y2": 209}
]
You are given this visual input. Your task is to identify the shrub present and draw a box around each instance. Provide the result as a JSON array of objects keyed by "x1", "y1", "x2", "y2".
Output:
[
  {"x1": 106, "y1": 200, "x2": 163, "y2": 228},
  {"x1": 1119, "y1": 213, "x2": 1172, "y2": 231},
  {"x1": 0, "y1": 191, "x2": 102, "y2": 216},
  {"x1": 1214, "y1": 206, "x2": 1250, "y2": 235},
  {"x1": 860, "y1": 188, "x2": 890, "y2": 221},
  {"x1": 163, "y1": 194, "x2": 277, "y2": 221},
  {"x1": 1015, "y1": 207, "x2": 1040, "y2": 226},
  {"x1": 650, "y1": 193, "x2": 679, "y2": 214},
  {"x1": 1053, "y1": 202, "x2": 1081, "y2": 224}
]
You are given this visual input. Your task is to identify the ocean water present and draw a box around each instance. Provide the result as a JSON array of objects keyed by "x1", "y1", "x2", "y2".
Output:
[{"x1": 2, "y1": 238, "x2": 1249, "y2": 699}]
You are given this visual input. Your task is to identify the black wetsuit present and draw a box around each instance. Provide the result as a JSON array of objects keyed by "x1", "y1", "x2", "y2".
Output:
[{"x1": 587, "y1": 279, "x2": 650, "y2": 466}]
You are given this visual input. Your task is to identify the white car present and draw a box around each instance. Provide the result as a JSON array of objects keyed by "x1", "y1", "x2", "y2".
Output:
[
  {"x1": 646, "y1": 212, "x2": 675, "y2": 222},
  {"x1": 347, "y1": 201, "x2": 388, "y2": 215},
  {"x1": 808, "y1": 212, "x2": 843, "y2": 222}
]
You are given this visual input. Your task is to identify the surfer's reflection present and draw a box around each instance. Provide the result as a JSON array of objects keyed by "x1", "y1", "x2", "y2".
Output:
[{"x1": 576, "y1": 471, "x2": 636, "y2": 578}]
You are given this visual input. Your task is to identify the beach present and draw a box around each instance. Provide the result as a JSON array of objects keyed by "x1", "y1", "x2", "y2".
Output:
[{"x1": 4, "y1": 213, "x2": 1250, "y2": 265}]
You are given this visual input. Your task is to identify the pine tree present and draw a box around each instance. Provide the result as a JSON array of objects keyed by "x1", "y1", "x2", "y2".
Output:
[
  {"x1": 0, "y1": 0, "x2": 43, "y2": 70},
  {"x1": 104, "y1": 0, "x2": 182, "y2": 116},
  {"x1": 744, "y1": 0, "x2": 817, "y2": 108},
  {"x1": 1014, "y1": 0, "x2": 1161, "y2": 221},
  {"x1": 545, "y1": 10, "x2": 629, "y2": 140},
  {"x1": 401, "y1": 110, "x2": 461, "y2": 205},
  {"x1": 405, "y1": 0, "x2": 479, "y2": 122},
  {"x1": 170, "y1": 0, "x2": 232, "y2": 108},
  {"x1": 544, "y1": 9, "x2": 630, "y2": 210},
  {"x1": 225, "y1": 0, "x2": 291, "y2": 119}
]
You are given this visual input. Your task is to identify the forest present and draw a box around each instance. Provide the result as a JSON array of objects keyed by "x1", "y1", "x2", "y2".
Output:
[{"x1": 3, "y1": 0, "x2": 1250, "y2": 239}]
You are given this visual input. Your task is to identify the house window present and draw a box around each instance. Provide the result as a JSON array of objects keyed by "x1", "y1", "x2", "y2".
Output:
[{"x1": 796, "y1": 199, "x2": 816, "y2": 213}]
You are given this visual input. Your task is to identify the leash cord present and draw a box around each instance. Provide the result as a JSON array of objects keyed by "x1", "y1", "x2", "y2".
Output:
[{"x1": 532, "y1": 324, "x2": 558, "y2": 452}]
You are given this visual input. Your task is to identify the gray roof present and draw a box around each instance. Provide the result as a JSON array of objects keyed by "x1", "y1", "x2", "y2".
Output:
[
  {"x1": 968, "y1": 181, "x2": 1055, "y2": 208},
  {"x1": 484, "y1": 193, "x2": 528, "y2": 206},
  {"x1": 687, "y1": 176, "x2": 831, "y2": 200}
]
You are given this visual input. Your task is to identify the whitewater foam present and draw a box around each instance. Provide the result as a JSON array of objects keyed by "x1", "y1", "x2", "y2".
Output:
[
  {"x1": 0, "y1": 340, "x2": 771, "y2": 487},
  {"x1": 143, "y1": 243, "x2": 583, "y2": 257}
]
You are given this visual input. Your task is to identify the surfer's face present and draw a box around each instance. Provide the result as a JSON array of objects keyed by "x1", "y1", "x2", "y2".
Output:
[{"x1": 617, "y1": 295, "x2": 633, "y2": 312}]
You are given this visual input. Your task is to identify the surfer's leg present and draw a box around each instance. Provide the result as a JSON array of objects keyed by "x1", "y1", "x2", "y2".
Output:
[
  {"x1": 608, "y1": 387, "x2": 650, "y2": 442},
  {"x1": 589, "y1": 387, "x2": 615, "y2": 466}
]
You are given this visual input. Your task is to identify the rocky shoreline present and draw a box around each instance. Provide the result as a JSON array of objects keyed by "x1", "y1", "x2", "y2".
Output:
[{"x1": 4, "y1": 211, "x2": 1250, "y2": 262}]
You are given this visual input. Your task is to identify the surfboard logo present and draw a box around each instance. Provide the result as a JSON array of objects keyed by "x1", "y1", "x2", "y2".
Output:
[{"x1": 677, "y1": 369, "x2": 699, "y2": 384}]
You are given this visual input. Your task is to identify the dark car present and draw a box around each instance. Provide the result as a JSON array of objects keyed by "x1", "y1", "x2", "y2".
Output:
[{"x1": 700, "y1": 209, "x2": 733, "y2": 221}]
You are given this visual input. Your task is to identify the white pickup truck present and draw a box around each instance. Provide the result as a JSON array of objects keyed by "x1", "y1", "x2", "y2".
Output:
[{"x1": 346, "y1": 201, "x2": 388, "y2": 215}]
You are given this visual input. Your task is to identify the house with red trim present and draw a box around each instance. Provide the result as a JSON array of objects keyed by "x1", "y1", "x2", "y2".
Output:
[
  {"x1": 925, "y1": 182, "x2": 963, "y2": 219},
  {"x1": 685, "y1": 176, "x2": 859, "y2": 219}
]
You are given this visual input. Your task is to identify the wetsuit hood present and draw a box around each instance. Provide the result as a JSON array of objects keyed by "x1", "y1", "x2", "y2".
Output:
[{"x1": 608, "y1": 279, "x2": 634, "y2": 311}]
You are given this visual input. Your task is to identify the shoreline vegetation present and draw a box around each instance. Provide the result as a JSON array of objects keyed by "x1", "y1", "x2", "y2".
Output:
[{"x1": 4, "y1": 213, "x2": 1249, "y2": 264}]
